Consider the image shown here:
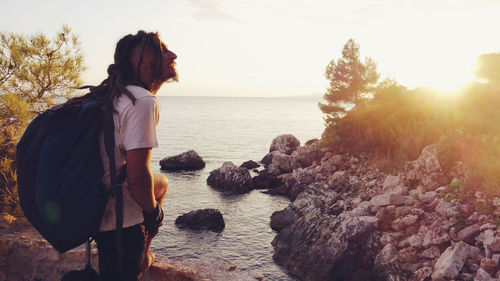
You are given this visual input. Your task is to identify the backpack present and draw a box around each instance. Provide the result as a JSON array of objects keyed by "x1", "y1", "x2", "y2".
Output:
[{"x1": 16, "y1": 98, "x2": 124, "y2": 253}]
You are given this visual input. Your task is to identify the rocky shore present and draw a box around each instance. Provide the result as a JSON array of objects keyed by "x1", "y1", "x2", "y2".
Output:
[
  {"x1": 253, "y1": 134, "x2": 500, "y2": 281},
  {"x1": 0, "y1": 214, "x2": 263, "y2": 281}
]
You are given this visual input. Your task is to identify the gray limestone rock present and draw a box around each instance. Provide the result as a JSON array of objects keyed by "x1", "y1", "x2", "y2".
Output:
[
  {"x1": 457, "y1": 224, "x2": 481, "y2": 245},
  {"x1": 272, "y1": 206, "x2": 380, "y2": 281},
  {"x1": 207, "y1": 162, "x2": 252, "y2": 194},
  {"x1": 431, "y1": 241, "x2": 471, "y2": 280}
]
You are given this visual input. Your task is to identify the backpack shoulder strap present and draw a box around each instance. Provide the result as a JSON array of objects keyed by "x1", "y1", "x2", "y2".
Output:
[{"x1": 101, "y1": 104, "x2": 124, "y2": 273}]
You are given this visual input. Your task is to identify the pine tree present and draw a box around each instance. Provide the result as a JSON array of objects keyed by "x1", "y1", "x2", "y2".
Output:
[
  {"x1": 0, "y1": 26, "x2": 85, "y2": 213},
  {"x1": 319, "y1": 39, "x2": 379, "y2": 127}
]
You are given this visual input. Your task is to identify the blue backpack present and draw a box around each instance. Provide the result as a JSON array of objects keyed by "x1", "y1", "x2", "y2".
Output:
[{"x1": 16, "y1": 98, "x2": 124, "y2": 253}]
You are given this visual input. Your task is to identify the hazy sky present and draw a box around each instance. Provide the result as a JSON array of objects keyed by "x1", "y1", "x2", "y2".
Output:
[{"x1": 2, "y1": 0, "x2": 500, "y2": 97}]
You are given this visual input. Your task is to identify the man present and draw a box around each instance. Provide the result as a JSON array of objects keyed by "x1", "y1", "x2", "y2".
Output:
[{"x1": 90, "y1": 30, "x2": 177, "y2": 281}]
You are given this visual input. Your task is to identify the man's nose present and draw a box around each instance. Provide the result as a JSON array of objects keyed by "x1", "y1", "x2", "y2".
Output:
[{"x1": 168, "y1": 50, "x2": 177, "y2": 60}]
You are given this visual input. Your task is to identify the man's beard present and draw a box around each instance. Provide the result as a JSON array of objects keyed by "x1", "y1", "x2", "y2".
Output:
[{"x1": 154, "y1": 65, "x2": 178, "y2": 87}]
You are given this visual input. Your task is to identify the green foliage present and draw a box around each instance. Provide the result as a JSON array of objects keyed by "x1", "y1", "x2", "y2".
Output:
[
  {"x1": 319, "y1": 39, "x2": 379, "y2": 126},
  {"x1": 0, "y1": 26, "x2": 85, "y2": 214},
  {"x1": 319, "y1": 43, "x2": 500, "y2": 218},
  {"x1": 1, "y1": 25, "x2": 85, "y2": 111}
]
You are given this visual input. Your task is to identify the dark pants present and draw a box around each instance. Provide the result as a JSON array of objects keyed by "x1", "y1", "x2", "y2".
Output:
[{"x1": 94, "y1": 224, "x2": 147, "y2": 281}]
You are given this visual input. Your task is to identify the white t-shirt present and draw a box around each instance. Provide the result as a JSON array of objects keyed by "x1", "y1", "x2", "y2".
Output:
[{"x1": 98, "y1": 85, "x2": 160, "y2": 231}]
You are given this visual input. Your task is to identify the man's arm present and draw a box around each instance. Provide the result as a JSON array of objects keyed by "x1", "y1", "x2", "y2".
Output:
[{"x1": 126, "y1": 147, "x2": 156, "y2": 213}]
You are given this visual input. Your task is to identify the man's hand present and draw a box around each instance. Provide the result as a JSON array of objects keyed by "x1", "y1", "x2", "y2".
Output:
[{"x1": 143, "y1": 204, "x2": 164, "y2": 228}]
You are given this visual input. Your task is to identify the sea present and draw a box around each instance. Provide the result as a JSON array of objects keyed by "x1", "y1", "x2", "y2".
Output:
[{"x1": 149, "y1": 95, "x2": 325, "y2": 281}]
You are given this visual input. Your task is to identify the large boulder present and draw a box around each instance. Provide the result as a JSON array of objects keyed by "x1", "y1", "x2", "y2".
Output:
[
  {"x1": 160, "y1": 150, "x2": 205, "y2": 171},
  {"x1": 175, "y1": 209, "x2": 225, "y2": 232},
  {"x1": 269, "y1": 134, "x2": 300, "y2": 155},
  {"x1": 431, "y1": 241, "x2": 472, "y2": 280},
  {"x1": 207, "y1": 162, "x2": 252, "y2": 194},
  {"x1": 272, "y1": 204, "x2": 380, "y2": 281}
]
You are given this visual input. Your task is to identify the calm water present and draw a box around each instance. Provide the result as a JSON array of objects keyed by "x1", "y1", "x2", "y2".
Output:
[{"x1": 149, "y1": 96, "x2": 324, "y2": 281}]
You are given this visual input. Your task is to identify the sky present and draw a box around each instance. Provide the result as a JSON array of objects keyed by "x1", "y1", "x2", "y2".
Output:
[{"x1": 1, "y1": 0, "x2": 500, "y2": 97}]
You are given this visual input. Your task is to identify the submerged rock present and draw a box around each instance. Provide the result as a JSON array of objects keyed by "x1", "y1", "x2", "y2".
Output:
[
  {"x1": 159, "y1": 150, "x2": 205, "y2": 171},
  {"x1": 207, "y1": 162, "x2": 253, "y2": 194},
  {"x1": 175, "y1": 209, "x2": 225, "y2": 232}
]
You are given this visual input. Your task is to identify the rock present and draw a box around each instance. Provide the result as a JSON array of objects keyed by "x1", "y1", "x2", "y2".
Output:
[
  {"x1": 285, "y1": 182, "x2": 339, "y2": 217},
  {"x1": 252, "y1": 168, "x2": 284, "y2": 189},
  {"x1": 431, "y1": 241, "x2": 471, "y2": 280},
  {"x1": 459, "y1": 272, "x2": 474, "y2": 281},
  {"x1": 271, "y1": 152, "x2": 295, "y2": 173},
  {"x1": 486, "y1": 237, "x2": 500, "y2": 253},
  {"x1": 321, "y1": 154, "x2": 343, "y2": 174},
  {"x1": 457, "y1": 224, "x2": 481, "y2": 245},
  {"x1": 269, "y1": 134, "x2": 300, "y2": 155},
  {"x1": 399, "y1": 246, "x2": 419, "y2": 263},
  {"x1": 291, "y1": 145, "x2": 324, "y2": 168},
  {"x1": 421, "y1": 245, "x2": 441, "y2": 259},
  {"x1": 159, "y1": 150, "x2": 205, "y2": 171},
  {"x1": 272, "y1": 207, "x2": 379, "y2": 281},
  {"x1": 292, "y1": 167, "x2": 317, "y2": 186},
  {"x1": 240, "y1": 160, "x2": 260, "y2": 169},
  {"x1": 175, "y1": 209, "x2": 225, "y2": 232},
  {"x1": 435, "y1": 200, "x2": 452, "y2": 218},
  {"x1": 270, "y1": 208, "x2": 299, "y2": 232},
  {"x1": 421, "y1": 191, "x2": 437, "y2": 204},
  {"x1": 260, "y1": 152, "x2": 276, "y2": 166},
  {"x1": 380, "y1": 232, "x2": 403, "y2": 246},
  {"x1": 382, "y1": 174, "x2": 402, "y2": 192},
  {"x1": 474, "y1": 268, "x2": 496, "y2": 281},
  {"x1": 480, "y1": 258, "x2": 498, "y2": 277},
  {"x1": 404, "y1": 143, "x2": 449, "y2": 190},
  {"x1": 371, "y1": 194, "x2": 392, "y2": 207},
  {"x1": 373, "y1": 244, "x2": 400, "y2": 280},
  {"x1": 410, "y1": 266, "x2": 433, "y2": 281},
  {"x1": 251, "y1": 174, "x2": 273, "y2": 189},
  {"x1": 480, "y1": 223, "x2": 497, "y2": 232},
  {"x1": 305, "y1": 138, "x2": 319, "y2": 145},
  {"x1": 207, "y1": 162, "x2": 253, "y2": 194},
  {"x1": 327, "y1": 171, "x2": 351, "y2": 193},
  {"x1": 392, "y1": 215, "x2": 419, "y2": 231},
  {"x1": 407, "y1": 234, "x2": 424, "y2": 248}
]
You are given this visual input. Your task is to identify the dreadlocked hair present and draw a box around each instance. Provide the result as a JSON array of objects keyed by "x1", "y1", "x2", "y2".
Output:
[{"x1": 63, "y1": 30, "x2": 164, "y2": 110}]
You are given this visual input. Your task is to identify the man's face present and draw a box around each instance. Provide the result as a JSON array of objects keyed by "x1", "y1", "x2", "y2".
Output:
[
  {"x1": 158, "y1": 42, "x2": 178, "y2": 83},
  {"x1": 135, "y1": 41, "x2": 178, "y2": 92}
]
